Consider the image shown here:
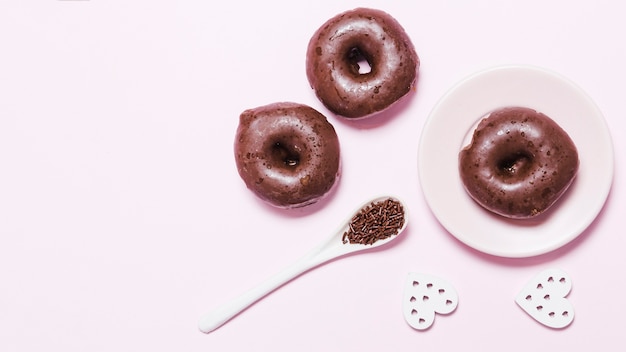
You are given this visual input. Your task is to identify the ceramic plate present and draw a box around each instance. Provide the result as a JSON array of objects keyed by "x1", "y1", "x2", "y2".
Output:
[{"x1": 418, "y1": 65, "x2": 614, "y2": 258}]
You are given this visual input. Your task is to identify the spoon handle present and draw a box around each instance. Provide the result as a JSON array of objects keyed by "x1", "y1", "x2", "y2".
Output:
[{"x1": 198, "y1": 252, "x2": 324, "y2": 333}]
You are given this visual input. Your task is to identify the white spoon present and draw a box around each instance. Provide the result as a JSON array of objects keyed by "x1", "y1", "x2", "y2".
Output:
[{"x1": 198, "y1": 196, "x2": 408, "y2": 334}]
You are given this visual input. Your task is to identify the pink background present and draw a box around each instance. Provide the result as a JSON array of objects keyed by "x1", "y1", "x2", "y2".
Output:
[{"x1": 0, "y1": 0, "x2": 623, "y2": 351}]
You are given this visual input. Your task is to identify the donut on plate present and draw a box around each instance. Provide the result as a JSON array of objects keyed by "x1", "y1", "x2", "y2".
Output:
[{"x1": 458, "y1": 107, "x2": 579, "y2": 219}]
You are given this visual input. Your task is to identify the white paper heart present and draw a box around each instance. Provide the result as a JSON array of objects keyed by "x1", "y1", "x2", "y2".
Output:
[
  {"x1": 403, "y1": 273, "x2": 458, "y2": 330},
  {"x1": 515, "y1": 268, "x2": 574, "y2": 329}
]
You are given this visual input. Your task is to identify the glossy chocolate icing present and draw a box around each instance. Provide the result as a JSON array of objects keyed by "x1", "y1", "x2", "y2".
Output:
[
  {"x1": 234, "y1": 102, "x2": 340, "y2": 208},
  {"x1": 306, "y1": 8, "x2": 419, "y2": 118},
  {"x1": 459, "y1": 107, "x2": 579, "y2": 219}
]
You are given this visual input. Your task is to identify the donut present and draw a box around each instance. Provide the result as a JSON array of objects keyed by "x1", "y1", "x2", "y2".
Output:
[
  {"x1": 458, "y1": 107, "x2": 579, "y2": 219},
  {"x1": 306, "y1": 8, "x2": 419, "y2": 118},
  {"x1": 234, "y1": 102, "x2": 341, "y2": 208}
]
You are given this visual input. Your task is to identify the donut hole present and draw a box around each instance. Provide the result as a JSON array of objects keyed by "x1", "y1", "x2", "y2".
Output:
[
  {"x1": 497, "y1": 151, "x2": 533, "y2": 177},
  {"x1": 271, "y1": 142, "x2": 300, "y2": 168},
  {"x1": 346, "y1": 47, "x2": 372, "y2": 75}
]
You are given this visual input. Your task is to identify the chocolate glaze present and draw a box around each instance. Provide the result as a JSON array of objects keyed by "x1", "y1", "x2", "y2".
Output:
[
  {"x1": 234, "y1": 102, "x2": 340, "y2": 208},
  {"x1": 459, "y1": 107, "x2": 579, "y2": 219},
  {"x1": 306, "y1": 8, "x2": 419, "y2": 118}
]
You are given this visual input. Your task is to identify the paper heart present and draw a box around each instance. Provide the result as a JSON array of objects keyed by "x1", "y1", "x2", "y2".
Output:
[
  {"x1": 403, "y1": 273, "x2": 458, "y2": 330},
  {"x1": 515, "y1": 268, "x2": 574, "y2": 329}
]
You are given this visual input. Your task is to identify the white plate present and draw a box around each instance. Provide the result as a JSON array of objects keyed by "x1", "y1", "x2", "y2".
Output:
[{"x1": 418, "y1": 65, "x2": 614, "y2": 258}]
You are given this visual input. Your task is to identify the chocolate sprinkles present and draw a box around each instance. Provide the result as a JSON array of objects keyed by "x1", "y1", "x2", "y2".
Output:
[{"x1": 342, "y1": 198, "x2": 405, "y2": 245}]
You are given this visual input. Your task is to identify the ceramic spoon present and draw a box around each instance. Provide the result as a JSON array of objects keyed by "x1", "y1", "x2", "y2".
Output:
[{"x1": 198, "y1": 196, "x2": 408, "y2": 334}]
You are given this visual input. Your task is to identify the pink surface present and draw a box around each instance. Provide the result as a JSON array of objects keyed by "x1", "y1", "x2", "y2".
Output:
[{"x1": 0, "y1": 1, "x2": 623, "y2": 351}]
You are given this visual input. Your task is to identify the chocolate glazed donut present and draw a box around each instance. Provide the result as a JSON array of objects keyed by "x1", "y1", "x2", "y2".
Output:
[
  {"x1": 459, "y1": 107, "x2": 579, "y2": 219},
  {"x1": 306, "y1": 8, "x2": 419, "y2": 118},
  {"x1": 234, "y1": 102, "x2": 341, "y2": 208}
]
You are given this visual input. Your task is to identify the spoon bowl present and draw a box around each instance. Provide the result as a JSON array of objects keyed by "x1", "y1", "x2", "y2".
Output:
[{"x1": 198, "y1": 195, "x2": 408, "y2": 334}]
